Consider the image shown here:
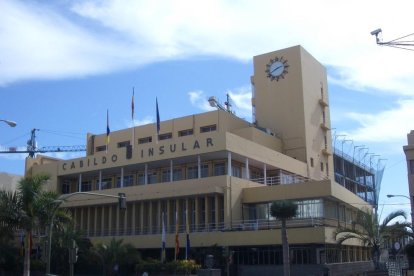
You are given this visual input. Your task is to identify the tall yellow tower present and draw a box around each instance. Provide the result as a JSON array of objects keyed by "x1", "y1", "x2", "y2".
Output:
[{"x1": 251, "y1": 45, "x2": 333, "y2": 180}]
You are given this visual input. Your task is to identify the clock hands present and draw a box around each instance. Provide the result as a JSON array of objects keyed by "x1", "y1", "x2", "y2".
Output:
[{"x1": 270, "y1": 65, "x2": 283, "y2": 74}]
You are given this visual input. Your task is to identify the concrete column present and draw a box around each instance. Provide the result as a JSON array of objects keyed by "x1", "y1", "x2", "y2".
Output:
[
  {"x1": 157, "y1": 201, "x2": 162, "y2": 233},
  {"x1": 245, "y1": 157, "x2": 250, "y2": 180},
  {"x1": 140, "y1": 202, "x2": 144, "y2": 234},
  {"x1": 99, "y1": 171, "x2": 102, "y2": 190},
  {"x1": 185, "y1": 198, "x2": 189, "y2": 232},
  {"x1": 198, "y1": 155, "x2": 201, "y2": 179},
  {"x1": 94, "y1": 207, "x2": 98, "y2": 237},
  {"x1": 170, "y1": 160, "x2": 173, "y2": 182},
  {"x1": 227, "y1": 152, "x2": 232, "y2": 176},
  {"x1": 215, "y1": 194, "x2": 219, "y2": 230},
  {"x1": 205, "y1": 196, "x2": 209, "y2": 230},
  {"x1": 195, "y1": 198, "x2": 200, "y2": 231},
  {"x1": 175, "y1": 199, "x2": 180, "y2": 232},
  {"x1": 166, "y1": 200, "x2": 171, "y2": 233},
  {"x1": 149, "y1": 202, "x2": 153, "y2": 233},
  {"x1": 101, "y1": 207, "x2": 105, "y2": 236},
  {"x1": 131, "y1": 202, "x2": 136, "y2": 235},
  {"x1": 108, "y1": 206, "x2": 112, "y2": 235},
  {"x1": 80, "y1": 207, "x2": 84, "y2": 230},
  {"x1": 263, "y1": 164, "x2": 267, "y2": 185},
  {"x1": 78, "y1": 174, "x2": 82, "y2": 192},
  {"x1": 120, "y1": 167, "x2": 124, "y2": 188},
  {"x1": 116, "y1": 203, "x2": 120, "y2": 236},
  {"x1": 87, "y1": 207, "x2": 91, "y2": 236},
  {"x1": 145, "y1": 164, "x2": 148, "y2": 185}
]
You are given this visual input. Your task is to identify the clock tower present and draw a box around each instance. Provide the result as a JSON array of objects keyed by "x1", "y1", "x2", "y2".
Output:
[{"x1": 251, "y1": 45, "x2": 333, "y2": 180}]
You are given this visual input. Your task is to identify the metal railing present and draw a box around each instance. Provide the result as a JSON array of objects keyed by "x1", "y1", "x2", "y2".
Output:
[{"x1": 79, "y1": 217, "x2": 328, "y2": 238}]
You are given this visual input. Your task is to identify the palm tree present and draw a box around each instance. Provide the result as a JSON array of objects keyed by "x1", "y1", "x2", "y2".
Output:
[
  {"x1": 0, "y1": 190, "x2": 23, "y2": 274},
  {"x1": 92, "y1": 238, "x2": 140, "y2": 276},
  {"x1": 270, "y1": 200, "x2": 298, "y2": 276},
  {"x1": 335, "y1": 208, "x2": 409, "y2": 270},
  {"x1": 17, "y1": 174, "x2": 52, "y2": 276}
]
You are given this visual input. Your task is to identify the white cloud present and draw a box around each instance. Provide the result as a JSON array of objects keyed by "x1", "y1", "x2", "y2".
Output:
[
  {"x1": 188, "y1": 91, "x2": 216, "y2": 112},
  {"x1": 227, "y1": 88, "x2": 252, "y2": 121},
  {"x1": 127, "y1": 116, "x2": 154, "y2": 128},
  {"x1": 2, "y1": 0, "x2": 414, "y2": 98},
  {"x1": 341, "y1": 98, "x2": 414, "y2": 144}
]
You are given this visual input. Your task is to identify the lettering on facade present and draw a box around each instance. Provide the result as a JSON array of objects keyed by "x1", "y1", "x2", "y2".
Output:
[{"x1": 62, "y1": 137, "x2": 214, "y2": 171}]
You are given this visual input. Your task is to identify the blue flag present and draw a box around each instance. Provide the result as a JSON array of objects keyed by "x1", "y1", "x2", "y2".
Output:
[{"x1": 156, "y1": 98, "x2": 160, "y2": 136}]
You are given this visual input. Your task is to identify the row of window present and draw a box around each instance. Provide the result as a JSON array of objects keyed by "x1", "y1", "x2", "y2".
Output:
[
  {"x1": 62, "y1": 161, "x2": 235, "y2": 193},
  {"x1": 96, "y1": 124, "x2": 217, "y2": 152}
]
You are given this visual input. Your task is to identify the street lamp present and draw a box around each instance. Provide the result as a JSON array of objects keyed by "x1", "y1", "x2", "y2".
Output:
[
  {"x1": 387, "y1": 194, "x2": 413, "y2": 226},
  {"x1": 0, "y1": 119, "x2": 17, "y2": 127},
  {"x1": 46, "y1": 192, "x2": 127, "y2": 275}
]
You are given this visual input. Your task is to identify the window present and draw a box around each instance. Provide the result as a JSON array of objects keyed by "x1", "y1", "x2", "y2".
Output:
[
  {"x1": 162, "y1": 169, "x2": 171, "y2": 182},
  {"x1": 117, "y1": 141, "x2": 130, "y2": 148},
  {"x1": 116, "y1": 175, "x2": 134, "y2": 187},
  {"x1": 138, "y1": 136, "x2": 152, "y2": 144},
  {"x1": 178, "y1": 129, "x2": 194, "y2": 137},
  {"x1": 214, "y1": 162, "x2": 225, "y2": 176},
  {"x1": 96, "y1": 145, "x2": 107, "y2": 152},
  {"x1": 62, "y1": 180, "x2": 70, "y2": 194},
  {"x1": 173, "y1": 168, "x2": 183, "y2": 181},
  {"x1": 410, "y1": 160, "x2": 414, "y2": 174},
  {"x1": 101, "y1": 178, "x2": 112, "y2": 190},
  {"x1": 187, "y1": 165, "x2": 198, "y2": 179},
  {"x1": 201, "y1": 164, "x2": 209, "y2": 178},
  {"x1": 310, "y1": 158, "x2": 314, "y2": 167},
  {"x1": 81, "y1": 180, "x2": 92, "y2": 192},
  {"x1": 147, "y1": 171, "x2": 158, "y2": 184},
  {"x1": 200, "y1": 124, "x2": 217, "y2": 133},
  {"x1": 137, "y1": 173, "x2": 145, "y2": 185},
  {"x1": 232, "y1": 165, "x2": 241, "y2": 178},
  {"x1": 320, "y1": 162, "x2": 324, "y2": 172},
  {"x1": 158, "y1": 132, "x2": 172, "y2": 140}
]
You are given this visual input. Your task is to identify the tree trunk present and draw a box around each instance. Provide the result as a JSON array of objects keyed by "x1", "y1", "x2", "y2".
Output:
[
  {"x1": 281, "y1": 220, "x2": 290, "y2": 276},
  {"x1": 23, "y1": 230, "x2": 30, "y2": 276}
]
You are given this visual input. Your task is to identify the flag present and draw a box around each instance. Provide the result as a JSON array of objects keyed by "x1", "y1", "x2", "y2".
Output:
[
  {"x1": 161, "y1": 212, "x2": 166, "y2": 263},
  {"x1": 156, "y1": 97, "x2": 160, "y2": 136},
  {"x1": 175, "y1": 210, "x2": 179, "y2": 260},
  {"x1": 106, "y1": 109, "x2": 110, "y2": 152},
  {"x1": 185, "y1": 210, "x2": 191, "y2": 260}
]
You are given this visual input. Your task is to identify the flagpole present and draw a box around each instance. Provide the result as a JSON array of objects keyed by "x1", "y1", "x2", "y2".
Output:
[
  {"x1": 132, "y1": 88, "x2": 135, "y2": 149},
  {"x1": 106, "y1": 109, "x2": 110, "y2": 153}
]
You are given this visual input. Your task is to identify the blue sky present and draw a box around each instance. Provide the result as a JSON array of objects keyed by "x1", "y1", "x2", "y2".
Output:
[{"x1": 1, "y1": 0, "x2": 414, "y2": 222}]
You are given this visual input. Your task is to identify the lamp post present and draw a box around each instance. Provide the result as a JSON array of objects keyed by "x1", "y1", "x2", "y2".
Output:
[
  {"x1": 46, "y1": 191, "x2": 127, "y2": 275},
  {"x1": 387, "y1": 194, "x2": 414, "y2": 227},
  {"x1": 0, "y1": 119, "x2": 17, "y2": 127}
]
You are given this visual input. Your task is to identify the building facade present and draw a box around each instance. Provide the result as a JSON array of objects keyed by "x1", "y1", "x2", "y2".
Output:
[
  {"x1": 404, "y1": 130, "x2": 414, "y2": 224},
  {"x1": 26, "y1": 46, "x2": 377, "y2": 275}
]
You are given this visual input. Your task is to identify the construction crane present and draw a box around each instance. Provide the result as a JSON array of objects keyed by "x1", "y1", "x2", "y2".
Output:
[{"x1": 0, "y1": 128, "x2": 86, "y2": 158}]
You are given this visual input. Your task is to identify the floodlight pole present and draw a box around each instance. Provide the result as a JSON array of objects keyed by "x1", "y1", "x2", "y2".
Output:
[
  {"x1": 371, "y1": 28, "x2": 414, "y2": 51},
  {"x1": 46, "y1": 192, "x2": 126, "y2": 275}
]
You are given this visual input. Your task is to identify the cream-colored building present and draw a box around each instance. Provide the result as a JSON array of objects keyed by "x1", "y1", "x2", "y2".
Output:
[
  {"x1": 404, "y1": 130, "x2": 414, "y2": 224},
  {"x1": 26, "y1": 46, "x2": 377, "y2": 275}
]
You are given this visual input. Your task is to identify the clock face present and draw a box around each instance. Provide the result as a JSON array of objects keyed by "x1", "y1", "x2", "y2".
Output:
[{"x1": 266, "y1": 57, "x2": 289, "y2": 81}]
